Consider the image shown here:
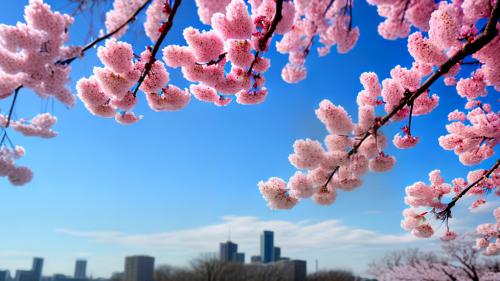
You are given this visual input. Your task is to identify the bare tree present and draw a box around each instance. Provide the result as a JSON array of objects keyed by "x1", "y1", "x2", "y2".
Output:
[
  {"x1": 307, "y1": 270, "x2": 357, "y2": 281},
  {"x1": 368, "y1": 236, "x2": 500, "y2": 281}
]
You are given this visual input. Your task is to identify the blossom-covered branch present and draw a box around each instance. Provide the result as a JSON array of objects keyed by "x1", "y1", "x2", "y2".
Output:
[
  {"x1": 131, "y1": 0, "x2": 182, "y2": 97},
  {"x1": 258, "y1": 0, "x2": 500, "y2": 245},
  {"x1": 324, "y1": 0, "x2": 500, "y2": 190},
  {"x1": 436, "y1": 159, "x2": 500, "y2": 221}
]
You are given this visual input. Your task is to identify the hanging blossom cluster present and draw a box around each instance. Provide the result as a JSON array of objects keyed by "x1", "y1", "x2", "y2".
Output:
[
  {"x1": 475, "y1": 207, "x2": 500, "y2": 256},
  {"x1": 0, "y1": 145, "x2": 32, "y2": 186},
  {"x1": 77, "y1": 37, "x2": 192, "y2": 124},
  {"x1": 0, "y1": 0, "x2": 77, "y2": 185},
  {"x1": 367, "y1": 0, "x2": 437, "y2": 40},
  {"x1": 401, "y1": 168, "x2": 499, "y2": 241},
  {"x1": 258, "y1": 54, "x2": 445, "y2": 209},
  {"x1": 105, "y1": 0, "x2": 150, "y2": 39},
  {"x1": 258, "y1": 0, "x2": 500, "y2": 244},
  {"x1": 0, "y1": 113, "x2": 58, "y2": 185},
  {"x1": 277, "y1": 0, "x2": 360, "y2": 83},
  {"x1": 0, "y1": 0, "x2": 79, "y2": 105},
  {"x1": 163, "y1": 0, "x2": 295, "y2": 107},
  {"x1": 258, "y1": 63, "x2": 439, "y2": 209}
]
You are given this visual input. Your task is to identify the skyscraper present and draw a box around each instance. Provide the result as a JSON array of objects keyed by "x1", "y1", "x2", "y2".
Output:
[
  {"x1": 260, "y1": 230, "x2": 274, "y2": 263},
  {"x1": 31, "y1": 258, "x2": 43, "y2": 281},
  {"x1": 124, "y1": 256, "x2": 154, "y2": 281},
  {"x1": 74, "y1": 260, "x2": 87, "y2": 279},
  {"x1": 0, "y1": 270, "x2": 10, "y2": 281},
  {"x1": 219, "y1": 241, "x2": 238, "y2": 262}
]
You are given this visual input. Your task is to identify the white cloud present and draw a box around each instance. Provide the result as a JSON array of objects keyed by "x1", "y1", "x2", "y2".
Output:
[{"x1": 56, "y1": 216, "x2": 417, "y2": 252}]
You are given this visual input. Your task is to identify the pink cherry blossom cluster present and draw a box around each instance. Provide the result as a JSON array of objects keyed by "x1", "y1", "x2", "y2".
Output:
[
  {"x1": 276, "y1": 0, "x2": 360, "y2": 83},
  {"x1": 439, "y1": 105, "x2": 499, "y2": 165},
  {"x1": 401, "y1": 167, "x2": 500, "y2": 240},
  {"x1": 105, "y1": 0, "x2": 149, "y2": 39},
  {"x1": 163, "y1": 0, "x2": 288, "y2": 106},
  {"x1": 144, "y1": 0, "x2": 169, "y2": 42},
  {"x1": 0, "y1": 145, "x2": 33, "y2": 186},
  {"x1": 258, "y1": 61, "x2": 444, "y2": 209},
  {"x1": 195, "y1": 0, "x2": 232, "y2": 25},
  {"x1": 10, "y1": 113, "x2": 59, "y2": 138},
  {"x1": 77, "y1": 39, "x2": 190, "y2": 124},
  {"x1": 0, "y1": 0, "x2": 78, "y2": 106},
  {"x1": 259, "y1": 90, "x2": 401, "y2": 209},
  {"x1": 475, "y1": 207, "x2": 500, "y2": 256},
  {"x1": 367, "y1": 0, "x2": 437, "y2": 40}
]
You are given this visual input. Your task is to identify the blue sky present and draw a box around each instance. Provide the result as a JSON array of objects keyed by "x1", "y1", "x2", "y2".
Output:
[{"x1": 0, "y1": 0, "x2": 498, "y2": 278}]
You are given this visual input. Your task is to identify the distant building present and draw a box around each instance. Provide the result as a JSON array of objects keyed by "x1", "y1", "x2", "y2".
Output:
[
  {"x1": 74, "y1": 260, "x2": 87, "y2": 279},
  {"x1": 50, "y1": 273, "x2": 88, "y2": 281},
  {"x1": 124, "y1": 256, "x2": 155, "y2": 281},
  {"x1": 273, "y1": 247, "x2": 281, "y2": 261},
  {"x1": 32, "y1": 258, "x2": 43, "y2": 281},
  {"x1": 232, "y1": 252, "x2": 245, "y2": 264},
  {"x1": 275, "y1": 260, "x2": 307, "y2": 281},
  {"x1": 0, "y1": 271, "x2": 10, "y2": 281},
  {"x1": 219, "y1": 241, "x2": 238, "y2": 262},
  {"x1": 260, "y1": 230, "x2": 274, "y2": 263},
  {"x1": 250, "y1": 255, "x2": 261, "y2": 263},
  {"x1": 14, "y1": 270, "x2": 33, "y2": 281}
]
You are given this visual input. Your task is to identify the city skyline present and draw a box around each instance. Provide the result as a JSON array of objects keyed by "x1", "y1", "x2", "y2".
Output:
[{"x1": 1, "y1": 0, "x2": 498, "y2": 279}]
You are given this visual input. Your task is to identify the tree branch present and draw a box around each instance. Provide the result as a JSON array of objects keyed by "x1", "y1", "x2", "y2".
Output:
[
  {"x1": 132, "y1": 0, "x2": 182, "y2": 97},
  {"x1": 58, "y1": 0, "x2": 153, "y2": 65},
  {"x1": 435, "y1": 158, "x2": 500, "y2": 221},
  {"x1": 322, "y1": 0, "x2": 500, "y2": 188},
  {"x1": 195, "y1": 52, "x2": 227, "y2": 66},
  {"x1": 247, "y1": 0, "x2": 283, "y2": 74}
]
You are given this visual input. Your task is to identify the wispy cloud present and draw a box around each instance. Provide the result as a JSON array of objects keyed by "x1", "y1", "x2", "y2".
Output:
[{"x1": 56, "y1": 216, "x2": 418, "y2": 253}]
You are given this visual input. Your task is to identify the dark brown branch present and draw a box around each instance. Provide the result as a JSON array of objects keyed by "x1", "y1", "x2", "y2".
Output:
[
  {"x1": 247, "y1": 0, "x2": 283, "y2": 74},
  {"x1": 247, "y1": 51, "x2": 260, "y2": 75},
  {"x1": 258, "y1": 0, "x2": 283, "y2": 51},
  {"x1": 322, "y1": 0, "x2": 500, "y2": 188},
  {"x1": 132, "y1": 0, "x2": 182, "y2": 97},
  {"x1": 195, "y1": 52, "x2": 227, "y2": 66},
  {"x1": 435, "y1": 159, "x2": 500, "y2": 221},
  {"x1": 58, "y1": 0, "x2": 153, "y2": 65},
  {"x1": 400, "y1": 0, "x2": 411, "y2": 24},
  {"x1": 4, "y1": 86, "x2": 22, "y2": 129}
]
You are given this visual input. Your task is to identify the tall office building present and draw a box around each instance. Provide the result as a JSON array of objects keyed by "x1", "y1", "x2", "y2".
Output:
[
  {"x1": 74, "y1": 260, "x2": 87, "y2": 279},
  {"x1": 0, "y1": 271, "x2": 10, "y2": 281},
  {"x1": 31, "y1": 258, "x2": 43, "y2": 281},
  {"x1": 260, "y1": 230, "x2": 274, "y2": 263},
  {"x1": 219, "y1": 241, "x2": 238, "y2": 262},
  {"x1": 14, "y1": 271, "x2": 32, "y2": 281},
  {"x1": 124, "y1": 256, "x2": 155, "y2": 281}
]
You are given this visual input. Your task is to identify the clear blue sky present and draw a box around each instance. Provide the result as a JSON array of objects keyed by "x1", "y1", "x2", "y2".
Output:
[{"x1": 0, "y1": 0, "x2": 498, "y2": 278}]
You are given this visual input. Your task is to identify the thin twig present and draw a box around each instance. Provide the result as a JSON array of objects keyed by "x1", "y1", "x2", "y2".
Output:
[
  {"x1": 58, "y1": 0, "x2": 153, "y2": 65},
  {"x1": 195, "y1": 52, "x2": 227, "y2": 66},
  {"x1": 436, "y1": 159, "x2": 500, "y2": 221}
]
